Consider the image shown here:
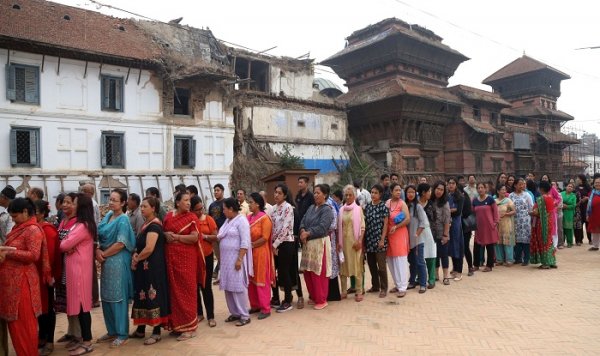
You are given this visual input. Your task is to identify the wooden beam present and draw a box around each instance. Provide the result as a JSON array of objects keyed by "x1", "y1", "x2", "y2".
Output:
[
  {"x1": 125, "y1": 66, "x2": 131, "y2": 84},
  {"x1": 137, "y1": 65, "x2": 142, "y2": 85},
  {"x1": 56, "y1": 56, "x2": 61, "y2": 75},
  {"x1": 98, "y1": 62, "x2": 103, "y2": 79},
  {"x1": 83, "y1": 61, "x2": 88, "y2": 78},
  {"x1": 41, "y1": 54, "x2": 45, "y2": 73}
]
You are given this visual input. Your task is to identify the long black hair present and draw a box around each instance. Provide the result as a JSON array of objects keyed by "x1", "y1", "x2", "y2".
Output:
[
  {"x1": 75, "y1": 194, "x2": 97, "y2": 240},
  {"x1": 34, "y1": 199, "x2": 51, "y2": 219},
  {"x1": 404, "y1": 185, "x2": 417, "y2": 212},
  {"x1": 275, "y1": 183, "x2": 295, "y2": 206},
  {"x1": 431, "y1": 180, "x2": 448, "y2": 207},
  {"x1": 223, "y1": 197, "x2": 240, "y2": 211}
]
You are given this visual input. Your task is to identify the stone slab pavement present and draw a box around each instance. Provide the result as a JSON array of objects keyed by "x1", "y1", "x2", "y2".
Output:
[{"x1": 12, "y1": 244, "x2": 600, "y2": 355}]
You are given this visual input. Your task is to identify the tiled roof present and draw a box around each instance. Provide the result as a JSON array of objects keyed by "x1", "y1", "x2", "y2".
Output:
[
  {"x1": 538, "y1": 131, "x2": 580, "y2": 144},
  {"x1": 322, "y1": 18, "x2": 468, "y2": 66},
  {"x1": 447, "y1": 85, "x2": 511, "y2": 107},
  {"x1": 0, "y1": 0, "x2": 161, "y2": 62},
  {"x1": 501, "y1": 105, "x2": 574, "y2": 121},
  {"x1": 336, "y1": 77, "x2": 462, "y2": 107},
  {"x1": 483, "y1": 55, "x2": 570, "y2": 84},
  {"x1": 461, "y1": 118, "x2": 500, "y2": 135}
]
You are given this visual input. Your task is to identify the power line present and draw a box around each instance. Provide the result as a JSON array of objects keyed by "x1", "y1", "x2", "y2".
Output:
[{"x1": 389, "y1": 0, "x2": 600, "y2": 81}]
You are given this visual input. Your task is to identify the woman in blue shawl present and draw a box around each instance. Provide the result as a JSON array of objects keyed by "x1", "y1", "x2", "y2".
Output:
[{"x1": 96, "y1": 189, "x2": 136, "y2": 347}]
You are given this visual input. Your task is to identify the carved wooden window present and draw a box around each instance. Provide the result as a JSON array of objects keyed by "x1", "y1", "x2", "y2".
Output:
[
  {"x1": 473, "y1": 105, "x2": 481, "y2": 121},
  {"x1": 6, "y1": 63, "x2": 40, "y2": 104},
  {"x1": 174, "y1": 88, "x2": 191, "y2": 115},
  {"x1": 474, "y1": 154, "x2": 483, "y2": 172},
  {"x1": 424, "y1": 156, "x2": 435, "y2": 172},
  {"x1": 10, "y1": 127, "x2": 40, "y2": 167},
  {"x1": 492, "y1": 159, "x2": 503, "y2": 172},
  {"x1": 404, "y1": 157, "x2": 417, "y2": 172}
]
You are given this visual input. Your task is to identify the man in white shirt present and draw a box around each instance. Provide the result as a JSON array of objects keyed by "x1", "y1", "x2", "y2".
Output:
[
  {"x1": 463, "y1": 175, "x2": 478, "y2": 201},
  {"x1": 237, "y1": 189, "x2": 250, "y2": 216},
  {"x1": 259, "y1": 190, "x2": 273, "y2": 216},
  {"x1": 0, "y1": 185, "x2": 16, "y2": 245},
  {"x1": 353, "y1": 180, "x2": 371, "y2": 209}
]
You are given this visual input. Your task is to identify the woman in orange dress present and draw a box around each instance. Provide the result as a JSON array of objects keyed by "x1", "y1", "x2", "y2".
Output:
[
  {"x1": 247, "y1": 193, "x2": 274, "y2": 320},
  {"x1": 164, "y1": 192, "x2": 204, "y2": 341},
  {"x1": 385, "y1": 183, "x2": 411, "y2": 298},
  {"x1": 0, "y1": 198, "x2": 45, "y2": 356},
  {"x1": 191, "y1": 195, "x2": 218, "y2": 328}
]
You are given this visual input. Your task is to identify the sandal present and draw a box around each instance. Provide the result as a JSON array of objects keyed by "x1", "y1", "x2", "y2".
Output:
[
  {"x1": 454, "y1": 275, "x2": 462, "y2": 281},
  {"x1": 144, "y1": 335, "x2": 161, "y2": 346},
  {"x1": 389, "y1": 287, "x2": 398, "y2": 293},
  {"x1": 235, "y1": 318, "x2": 251, "y2": 327},
  {"x1": 366, "y1": 287, "x2": 379, "y2": 293},
  {"x1": 66, "y1": 339, "x2": 83, "y2": 351},
  {"x1": 396, "y1": 291, "x2": 406, "y2": 298},
  {"x1": 110, "y1": 338, "x2": 128, "y2": 348},
  {"x1": 482, "y1": 267, "x2": 493, "y2": 272},
  {"x1": 225, "y1": 315, "x2": 241, "y2": 323},
  {"x1": 96, "y1": 334, "x2": 116, "y2": 344},
  {"x1": 341, "y1": 293, "x2": 348, "y2": 299},
  {"x1": 419, "y1": 286, "x2": 427, "y2": 294},
  {"x1": 443, "y1": 278, "x2": 450, "y2": 285},
  {"x1": 378, "y1": 290, "x2": 386, "y2": 298},
  {"x1": 208, "y1": 319, "x2": 217, "y2": 328},
  {"x1": 427, "y1": 283, "x2": 435, "y2": 289},
  {"x1": 354, "y1": 294, "x2": 364, "y2": 302},
  {"x1": 198, "y1": 315, "x2": 206, "y2": 322},
  {"x1": 68, "y1": 344, "x2": 93, "y2": 356},
  {"x1": 176, "y1": 332, "x2": 195, "y2": 341}
]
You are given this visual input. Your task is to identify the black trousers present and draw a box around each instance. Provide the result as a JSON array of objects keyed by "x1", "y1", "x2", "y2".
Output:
[
  {"x1": 198, "y1": 253, "x2": 215, "y2": 320},
  {"x1": 38, "y1": 286, "x2": 56, "y2": 344},
  {"x1": 463, "y1": 231, "x2": 473, "y2": 269},
  {"x1": 473, "y1": 243, "x2": 496, "y2": 268},
  {"x1": 273, "y1": 241, "x2": 296, "y2": 304},
  {"x1": 78, "y1": 308, "x2": 92, "y2": 342}
]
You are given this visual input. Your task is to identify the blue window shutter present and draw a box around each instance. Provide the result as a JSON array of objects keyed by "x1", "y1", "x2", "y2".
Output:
[
  {"x1": 114, "y1": 78, "x2": 122, "y2": 111},
  {"x1": 101, "y1": 133, "x2": 107, "y2": 167},
  {"x1": 102, "y1": 77, "x2": 110, "y2": 109},
  {"x1": 9, "y1": 129, "x2": 17, "y2": 166},
  {"x1": 174, "y1": 138, "x2": 182, "y2": 168},
  {"x1": 24, "y1": 67, "x2": 39, "y2": 104},
  {"x1": 118, "y1": 133, "x2": 125, "y2": 168},
  {"x1": 190, "y1": 139, "x2": 196, "y2": 168},
  {"x1": 29, "y1": 129, "x2": 39, "y2": 166},
  {"x1": 5, "y1": 65, "x2": 16, "y2": 101}
]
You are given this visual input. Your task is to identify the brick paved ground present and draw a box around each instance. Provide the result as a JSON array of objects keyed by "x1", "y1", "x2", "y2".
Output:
[{"x1": 12, "y1": 244, "x2": 600, "y2": 355}]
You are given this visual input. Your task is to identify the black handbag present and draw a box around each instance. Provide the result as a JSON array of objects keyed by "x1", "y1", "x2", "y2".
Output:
[{"x1": 462, "y1": 214, "x2": 477, "y2": 232}]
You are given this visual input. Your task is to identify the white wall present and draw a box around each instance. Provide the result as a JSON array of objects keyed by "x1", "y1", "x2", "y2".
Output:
[
  {"x1": 0, "y1": 49, "x2": 234, "y2": 204},
  {"x1": 269, "y1": 64, "x2": 315, "y2": 100},
  {"x1": 243, "y1": 106, "x2": 346, "y2": 142}
]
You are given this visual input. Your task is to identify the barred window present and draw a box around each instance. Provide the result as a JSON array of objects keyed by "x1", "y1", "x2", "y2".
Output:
[
  {"x1": 404, "y1": 157, "x2": 417, "y2": 172},
  {"x1": 101, "y1": 75, "x2": 124, "y2": 111},
  {"x1": 6, "y1": 63, "x2": 40, "y2": 104},
  {"x1": 474, "y1": 154, "x2": 483, "y2": 172},
  {"x1": 174, "y1": 136, "x2": 196, "y2": 169},
  {"x1": 10, "y1": 127, "x2": 40, "y2": 167},
  {"x1": 101, "y1": 132, "x2": 125, "y2": 168},
  {"x1": 492, "y1": 159, "x2": 503, "y2": 172}
]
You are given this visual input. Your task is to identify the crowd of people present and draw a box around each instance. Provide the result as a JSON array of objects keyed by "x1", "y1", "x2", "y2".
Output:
[{"x1": 0, "y1": 170, "x2": 598, "y2": 355}]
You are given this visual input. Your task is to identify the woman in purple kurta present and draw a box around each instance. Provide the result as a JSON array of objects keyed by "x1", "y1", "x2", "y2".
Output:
[
  {"x1": 472, "y1": 183, "x2": 499, "y2": 272},
  {"x1": 218, "y1": 198, "x2": 253, "y2": 327}
]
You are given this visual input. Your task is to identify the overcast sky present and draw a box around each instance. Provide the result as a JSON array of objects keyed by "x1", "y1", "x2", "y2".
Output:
[{"x1": 57, "y1": 0, "x2": 600, "y2": 136}]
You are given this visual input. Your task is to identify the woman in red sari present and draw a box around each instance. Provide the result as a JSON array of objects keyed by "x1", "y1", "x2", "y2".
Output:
[
  {"x1": 34, "y1": 200, "x2": 59, "y2": 356},
  {"x1": 247, "y1": 192, "x2": 275, "y2": 320},
  {"x1": 0, "y1": 198, "x2": 45, "y2": 356},
  {"x1": 164, "y1": 192, "x2": 204, "y2": 341}
]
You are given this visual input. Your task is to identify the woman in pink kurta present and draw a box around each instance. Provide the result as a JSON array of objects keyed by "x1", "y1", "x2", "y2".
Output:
[
  {"x1": 472, "y1": 183, "x2": 499, "y2": 272},
  {"x1": 59, "y1": 194, "x2": 96, "y2": 355}
]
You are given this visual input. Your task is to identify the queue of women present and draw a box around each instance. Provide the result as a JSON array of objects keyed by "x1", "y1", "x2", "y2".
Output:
[{"x1": 1, "y1": 171, "x2": 600, "y2": 355}]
